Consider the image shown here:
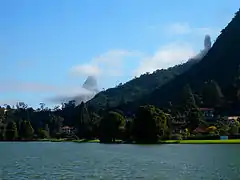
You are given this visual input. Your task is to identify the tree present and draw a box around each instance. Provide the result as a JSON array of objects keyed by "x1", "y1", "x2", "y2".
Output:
[
  {"x1": 16, "y1": 102, "x2": 28, "y2": 109},
  {"x1": 44, "y1": 124, "x2": 50, "y2": 134},
  {"x1": 124, "y1": 118, "x2": 133, "y2": 141},
  {"x1": 229, "y1": 120, "x2": 240, "y2": 135},
  {"x1": 59, "y1": 100, "x2": 76, "y2": 126},
  {"x1": 227, "y1": 65, "x2": 240, "y2": 107},
  {"x1": 133, "y1": 105, "x2": 167, "y2": 143},
  {"x1": 49, "y1": 115, "x2": 63, "y2": 136},
  {"x1": 5, "y1": 121, "x2": 18, "y2": 140},
  {"x1": 39, "y1": 103, "x2": 46, "y2": 111},
  {"x1": 194, "y1": 94, "x2": 203, "y2": 107},
  {"x1": 36, "y1": 124, "x2": 50, "y2": 139},
  {"x1": 0, "y1": 108, "x2": 5, "y2": 122},
  {"x1": 202, "y1": 80, "x2": 224, "y2": 107},
  {"x1": 99, "y1": 111, "x2": 125, "y2": 143},
  {"x1": 74, "y1": 102, "x2": 92, "y2": 139},
  {"x1": 186, "y1": 108, "x2": 203, "y2": 131},
  {"x1": 181, "y1": 84, "x2": 196, "y2": 110},
  {"x1": 20, "y1": 120, "x2": 34, "y2": 140},
  {"x1": 218, "y1": 125, "x2": 230, "y2": 136},
  {"x1": 0, "y1": 123, "x2": 5, "y2": 140},
  {"x1": 37, "y1": 128, "x2": 50, "y2": 139},
  {"x1": 229, "y1": 125, "x2": 239, "y2": 135}
]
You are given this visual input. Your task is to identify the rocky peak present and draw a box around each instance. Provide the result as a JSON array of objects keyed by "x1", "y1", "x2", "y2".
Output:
[{"x1": 82, "y1": 76, "x2": 98, "y2": 92}]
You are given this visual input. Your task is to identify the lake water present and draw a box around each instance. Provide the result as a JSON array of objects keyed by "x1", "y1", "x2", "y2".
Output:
[{"x1": 0, "y1": 142, "x2": 240, "y2": 180}]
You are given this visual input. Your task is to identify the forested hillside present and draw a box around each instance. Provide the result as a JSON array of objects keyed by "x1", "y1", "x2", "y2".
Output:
[
  {"x1": 117, "y1": 10, "x2": 240, "y2": 113},
  {"x1": 88, "y1": 59, "x2": 197, "y2": 111}
]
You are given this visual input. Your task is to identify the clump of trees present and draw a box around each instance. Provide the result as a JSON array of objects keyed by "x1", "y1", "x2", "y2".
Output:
[
  {"x1": 99, "y1": 111, "x2": 125, "y2": 143},
  {"x1": 0, "y1": 100, "x2": 172, "y2": 143},
  {"x1": 133, "y1": 105, "x2": 168, "y2": 143}
]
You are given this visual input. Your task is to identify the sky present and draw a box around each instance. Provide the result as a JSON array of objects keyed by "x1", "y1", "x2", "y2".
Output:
[{"x1": 0, "y1": 0, "x2": 239, "y2": 108}]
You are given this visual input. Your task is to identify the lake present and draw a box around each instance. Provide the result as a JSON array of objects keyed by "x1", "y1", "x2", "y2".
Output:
[{"x1": 0, "y1": 142, "x2": 240, "y2": 180}]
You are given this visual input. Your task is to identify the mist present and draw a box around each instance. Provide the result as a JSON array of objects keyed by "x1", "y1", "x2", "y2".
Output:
[
  {"x1": 190, "y1": 34, "x2": 212, "y2": 61},
  {"x1": 47, "y1": 76, "x2": 99, "y2": 105}
]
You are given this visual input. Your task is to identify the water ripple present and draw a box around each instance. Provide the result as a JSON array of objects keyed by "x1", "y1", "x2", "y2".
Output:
[{"x1": 0, "y1": 143, "x2": 240, "y2": 180}]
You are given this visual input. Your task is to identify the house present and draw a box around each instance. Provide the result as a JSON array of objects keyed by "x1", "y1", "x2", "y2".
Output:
[
  {"x1": 225, "y1": 116, "x2": 240, "y2": 125},
  {"x1": 61, "y1": 126, "x2": 74, "y2": 134},
  {"x1": 193, "y1": 127, "x2": 208, "y2": 134},
  {"x1": 199, "y1": 108, "x2": 215, "y2": 121}
]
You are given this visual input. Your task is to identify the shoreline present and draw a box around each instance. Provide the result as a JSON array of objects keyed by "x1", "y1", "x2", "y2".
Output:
[
  {"x1": 158, "y1": 139, "x2": 240, "y2": 144},
  {"x1": 1, "y1": 139, "x2": 240, "y2": 144}
]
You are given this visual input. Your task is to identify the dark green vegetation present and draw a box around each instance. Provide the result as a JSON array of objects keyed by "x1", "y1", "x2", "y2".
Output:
[
  {"x1": 88, "y1": 60, "x2": 196, "y2": 112},
  {"x1": 1, "y1": 10, "x2": 240, "y2": 143}
]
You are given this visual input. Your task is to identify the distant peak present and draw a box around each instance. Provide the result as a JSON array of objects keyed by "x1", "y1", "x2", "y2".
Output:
[
  {"x1": 82, "y1": 76, "x2": 98, "y2": 92},
  {"x1": 204, "y1": 35, "x2": 211, "y2": 50}
]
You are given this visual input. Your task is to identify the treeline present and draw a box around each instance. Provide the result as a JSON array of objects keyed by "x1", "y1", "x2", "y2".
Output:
[
  {"x1": 0, "y1": 101, "x2": 170, "y2": 143},
  {"x1": 0, "y1": 103, "x2": 64, "y2": 141},
  {"x1": 1, "y1": 77, "x2": 239, "y2": 143}
]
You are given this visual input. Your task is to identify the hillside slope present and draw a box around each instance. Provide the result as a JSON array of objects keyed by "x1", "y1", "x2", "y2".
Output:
[
  {"x1": 120, "y1": 9, "x2": 240, "y2": 112},
  {"x1": 88, "y1": 60, "x2": 197, "y2": 111},
  {"x1": 87, "y1": 34, "x2": 212, "y2": 111}
]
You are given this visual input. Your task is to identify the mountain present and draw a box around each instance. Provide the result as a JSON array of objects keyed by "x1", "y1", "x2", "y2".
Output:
[
  {"x1": 82, "y1": 76, "x2": 99, "y2": 92},
  {"x1": 49, "y1": 76, "x2": 99, "y2": 105},
  {"x1": 87, "y1": 35, "x2": 212, "y2": 111},
  {"x1": 189, "y1": 35, "x2": 212, "y2": 62},
  {"x1": 87, "y1": 61, "x2": 195, "y2": 110},
  {"x1": 73, "y1": 76, "x2": 99, "y2": 105},
  {"x1": 118, "y1": 9, "x2": 240, "y2": 112}
]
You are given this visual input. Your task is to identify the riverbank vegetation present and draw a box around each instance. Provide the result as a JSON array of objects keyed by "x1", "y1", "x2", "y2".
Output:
[{"x1": 1, "y1": 90, "x2": 240, "y2": 144}]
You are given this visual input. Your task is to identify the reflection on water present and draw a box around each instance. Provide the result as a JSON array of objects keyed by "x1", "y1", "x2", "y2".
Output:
[{"x1": 0, "y1": 142, "x2": 240, "y2": 180}]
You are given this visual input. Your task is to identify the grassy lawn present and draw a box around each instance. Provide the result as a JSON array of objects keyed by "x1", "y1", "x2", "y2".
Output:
[
  {"x1": 38, "y1": 138, "x2": 67, "y2": 142},
  {"x1": 72, "y1": 139, "x2": 123, "y2": 143},
  {"x1": 161, "y1": 139, "x2": 240, "y2": 144},
  {"x1": 38, "y1": 138, "x2": 122, "y2": 143},
  {"x1": 72, "y1": 139, "x2": 100, "y2": 143},
  {"x1": 37, "y1": 138, "x2": 240, "y2": 144}
]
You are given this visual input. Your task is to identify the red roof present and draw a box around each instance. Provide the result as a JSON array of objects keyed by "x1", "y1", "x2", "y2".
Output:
[{"x1": 193, "y1": 127, "x2": 207, "y2": 133}]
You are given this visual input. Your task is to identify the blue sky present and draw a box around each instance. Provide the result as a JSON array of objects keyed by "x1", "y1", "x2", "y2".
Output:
[{"x1": 0, "y1": 0, "x2": 239, "y2": 108}]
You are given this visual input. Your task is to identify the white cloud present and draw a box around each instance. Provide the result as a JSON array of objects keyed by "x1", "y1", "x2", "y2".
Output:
[
  {"x1": 165, "y1": 22, "x2": 220, "y2": 36},
  {"x1": 0, "y1": 81, "x2": 97, "y2": 106},
  {"x1": 70, "y1": 23, "x2": 219, "y2": 79},
  {"x1": 133, "y1": 42, "x2": 196, "y2": 77},
  {"x1": 70, "y1": 64, "x2": 101, "y2": 76},
  {"x1": 131, "y1": 23, "x2": 220, "y2": 77},
  {"x1": 69, "y1": 50, "x2": 142, "y2": 77},
  {"x1": 166, "y1": 23, "x2": 192, "y2": 35},
  {"x1": 47, "y1": 85, "x2": 96, "y2": 105}
]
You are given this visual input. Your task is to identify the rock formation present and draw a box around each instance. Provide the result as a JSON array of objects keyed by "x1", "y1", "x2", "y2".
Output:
[
  {"x1": 190, "y1": 34, "x2": 212, "y2": 61},
  {"x1": 204, "y1": 35, "x2": 212, "y2": 50},
  {"x1": 82, "y1": 76, "x2": 98, "y2": 92}
]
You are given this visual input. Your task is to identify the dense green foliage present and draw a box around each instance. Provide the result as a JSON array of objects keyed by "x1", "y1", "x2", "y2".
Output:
[
  {"x1": 88, "y1": 60, "x2": 197, "y2": 111},
  {"x1": 133, "y1": 105, "x2": 167, "y2": 143},
  {"x1": 99, "y1": 111, "x2": 125, "y2": 143}
]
